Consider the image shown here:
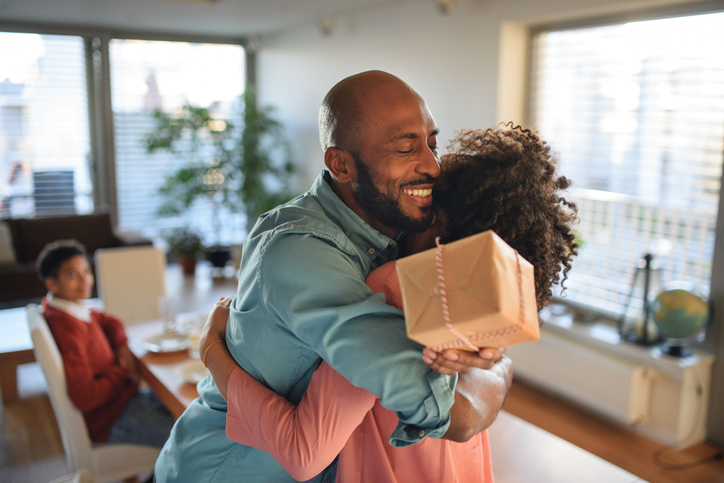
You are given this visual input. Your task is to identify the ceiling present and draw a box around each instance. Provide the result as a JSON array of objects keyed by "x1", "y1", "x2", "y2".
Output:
[{"x1": 0, "y1": 0, "x2": 405, "y2": 38}]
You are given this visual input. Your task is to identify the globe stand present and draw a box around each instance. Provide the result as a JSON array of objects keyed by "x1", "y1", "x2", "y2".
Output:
[
  {"x1": 661, "y1": 339, "x2": 691, "y2": 358},
  {"x1": 619, "y1": 254, "x2": 662, "y2": 346}
]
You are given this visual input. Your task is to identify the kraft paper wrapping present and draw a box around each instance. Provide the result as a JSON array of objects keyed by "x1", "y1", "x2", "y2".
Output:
[{"x1": 397, "y1": 230, "x2": 540, "y2": 351}]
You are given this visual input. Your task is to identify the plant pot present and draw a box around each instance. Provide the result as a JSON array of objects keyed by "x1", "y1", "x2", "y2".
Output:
[
  {"x1": 207, "y1": 245, "x2": 231, "y2": 268},
  {"x1": 179, "y1": 258, "x2": 197, "y2": 275}
]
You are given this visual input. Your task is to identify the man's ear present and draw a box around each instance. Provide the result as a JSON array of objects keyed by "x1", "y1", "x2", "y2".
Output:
[{"x1": 324, "y1": 148, "x2": 354, "y2": 183}]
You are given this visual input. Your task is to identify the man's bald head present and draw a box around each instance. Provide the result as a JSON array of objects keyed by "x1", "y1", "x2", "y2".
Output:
[{"x1": 318, "y1": 70, "x2": 425, "y2": 153}]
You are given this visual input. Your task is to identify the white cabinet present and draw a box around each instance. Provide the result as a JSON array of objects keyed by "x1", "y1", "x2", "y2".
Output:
[{"x1": 506, "y1": 310, "x2": 715, "y2": 448}]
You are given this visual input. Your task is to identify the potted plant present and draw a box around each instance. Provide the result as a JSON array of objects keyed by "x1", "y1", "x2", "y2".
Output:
[
  {"x1": 144, "y1": 88, "x2": 298, "y2": 267},
  {"x1": 162, "y1": 226, "x2": 205, "y2": 275}
]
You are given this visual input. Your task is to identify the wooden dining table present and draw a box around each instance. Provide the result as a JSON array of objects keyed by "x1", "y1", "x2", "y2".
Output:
[
  {"x1": 121, "y1": 263, "x2": 238, "y2": 418},
  {"x1": 125, "y1": 318, "x2": 205, "y2": 419}
]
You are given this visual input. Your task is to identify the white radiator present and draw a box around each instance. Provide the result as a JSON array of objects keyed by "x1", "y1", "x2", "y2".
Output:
[{"x1": 506, "y1": 330, "x2": 655, "y2": 425}]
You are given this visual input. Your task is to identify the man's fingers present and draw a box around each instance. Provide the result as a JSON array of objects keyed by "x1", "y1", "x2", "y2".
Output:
[
  {"x1": 423, "y1": 359, "x2": 459, "y2": 376},
  {"x1": 423, "y1": 350, "x2": 461, "y2": 375},
  {"x1": 423, "y1": 348, "x2": 496, "y2": 375},
  {"x1": 478, "y1": 347, "x2": 506, "y2": 363},
  {"x1": 443, "y1": 349, "x2": 495, "y2": 370}
]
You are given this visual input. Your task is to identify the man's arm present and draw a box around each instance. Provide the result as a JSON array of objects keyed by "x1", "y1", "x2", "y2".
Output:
[
  {"x1": 247, "y1": 234, "x2": 454, "y2": 445},
  {"x1": 443, "y1": 356, "x2": 513, "y2": 442}
]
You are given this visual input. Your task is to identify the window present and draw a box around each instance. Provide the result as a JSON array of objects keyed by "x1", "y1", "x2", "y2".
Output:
[
  {"x1": 529, "y1": 11, "x2": 724, "y2": 316},
  {"x1": 109, "y1": 39, "x2": 245, "y2": 245},
  {"x1": 0, "y1": 32, "x2": 93, "y2": 217}
]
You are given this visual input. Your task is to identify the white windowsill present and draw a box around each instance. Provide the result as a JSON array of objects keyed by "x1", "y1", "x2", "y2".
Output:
[{"x1": 540, "y1": 309, "x2": 715, "y2": 380}]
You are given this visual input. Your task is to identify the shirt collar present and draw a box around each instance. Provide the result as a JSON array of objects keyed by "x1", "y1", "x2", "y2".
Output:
[
  {"x1": 310, "y1": 170, "x2": 402, "y2": 255},
  {"x1": 46, "y1": 292, "x2": 92, "y2": 323}
]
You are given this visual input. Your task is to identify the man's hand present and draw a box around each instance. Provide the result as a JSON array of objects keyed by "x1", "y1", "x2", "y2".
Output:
[
  {"x1": 199, "y1": 297, "x2": 234, "y2": 362},
  {"x1": 443, "y1": 354, "x2": 514, "y2": 442},
  {"x1": 116, "y1": 345, "x2": 141, "y2": 383},
  {"x1": 422, "y1": 347, "x2": 506, "y2": 376}
]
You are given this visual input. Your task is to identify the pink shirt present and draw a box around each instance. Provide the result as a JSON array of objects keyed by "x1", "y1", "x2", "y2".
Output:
[{"x1": 226, "y1": 261, "x2": 494, "y2": 482}]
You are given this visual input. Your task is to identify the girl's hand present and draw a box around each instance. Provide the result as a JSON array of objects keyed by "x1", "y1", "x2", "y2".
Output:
[{"x1": 199, "y1": 296, "x2": 234, "y2": 361}]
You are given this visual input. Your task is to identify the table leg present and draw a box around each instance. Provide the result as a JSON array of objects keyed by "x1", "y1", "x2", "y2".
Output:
[{"x1": 0, "y1": 350, "x2": 36, "y2": 404}]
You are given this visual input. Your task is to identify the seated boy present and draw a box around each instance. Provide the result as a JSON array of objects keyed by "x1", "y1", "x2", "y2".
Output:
[{"x1": 36, "y1": 239, "x2": 174, "y2": 447}]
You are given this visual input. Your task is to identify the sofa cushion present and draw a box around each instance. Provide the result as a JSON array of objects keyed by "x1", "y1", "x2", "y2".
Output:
[
  {"x1": 4, "y1": 218, "x2": 22, "y2": 262},
  {"x1": 0, "y1": 262, "x2": 46, "y2": 301},
  {"x1": 14, "y1": 213, "x2": 116, "y2": 263},
  {"x1": 0, "y1": 221, "x2": 17, "y2": 264}
]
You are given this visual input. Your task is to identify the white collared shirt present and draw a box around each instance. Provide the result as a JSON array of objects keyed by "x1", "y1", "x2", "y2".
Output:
[{"x1": 46, "y1": 292, "x2": 92, "y2": 323}]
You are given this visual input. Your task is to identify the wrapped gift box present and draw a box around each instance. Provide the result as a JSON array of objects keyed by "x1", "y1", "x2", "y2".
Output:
[{"x1": 397, "y1": 230, "x2": 540, "y2": 351}]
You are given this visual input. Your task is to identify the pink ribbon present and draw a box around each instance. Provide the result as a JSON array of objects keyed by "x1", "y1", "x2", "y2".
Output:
[{"x1": 430, "y1": 236, "x2": 526, "y2": 352}]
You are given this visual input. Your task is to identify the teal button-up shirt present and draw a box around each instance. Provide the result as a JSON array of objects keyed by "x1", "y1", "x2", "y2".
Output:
[{"x1": 156, "y1": 171, "x2": 456, "y2": 482}]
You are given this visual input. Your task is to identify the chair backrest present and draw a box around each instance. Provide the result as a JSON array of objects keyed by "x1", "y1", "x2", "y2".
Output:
[
  {"x1": 25, "y1": 304, "x2": 94, "y2": 472},
  {"x1": 94, "y1": 246, "x2": 166, "y2": 324}
]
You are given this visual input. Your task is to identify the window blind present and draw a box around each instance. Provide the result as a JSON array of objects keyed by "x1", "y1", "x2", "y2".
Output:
[
  {"x1": 109, "y1": 39, "x2": 245, "y2": 246},
  {"x1": 0, "y1": 32, "x2": 93, "y2": 218},
  {"x1": 529, "y1": 12, "x2": 724, "y2": 316}
]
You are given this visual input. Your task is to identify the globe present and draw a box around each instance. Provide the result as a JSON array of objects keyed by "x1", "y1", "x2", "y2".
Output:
[{"x1": 652, "y1": 288, "x2": 709, "y2": 356}]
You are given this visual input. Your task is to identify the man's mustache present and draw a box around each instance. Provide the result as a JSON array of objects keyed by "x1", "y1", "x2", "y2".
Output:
[{"x1": 402, "y1": 175, "x2": 436, "y2": 188}]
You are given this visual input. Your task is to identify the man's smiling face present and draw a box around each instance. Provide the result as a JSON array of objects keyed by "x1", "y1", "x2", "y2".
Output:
[{"x1": 349, "y1": 95, "x2": 441, "y2": 235}]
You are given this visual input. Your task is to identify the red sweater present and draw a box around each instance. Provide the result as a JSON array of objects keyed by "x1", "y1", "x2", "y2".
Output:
[{"x1": 42, "y1": 299, "x2": 138, "y2": 442}]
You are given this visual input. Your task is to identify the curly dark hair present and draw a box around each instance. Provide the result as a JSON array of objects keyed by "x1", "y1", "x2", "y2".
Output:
[
  {"x1": 36, "y1": 239, "x2": 88, "y2": 280},
  {"x1": 433, "y1": 124, "x2": 579, "y2": 310}
]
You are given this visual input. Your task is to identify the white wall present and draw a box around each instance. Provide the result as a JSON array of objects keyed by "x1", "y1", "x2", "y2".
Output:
[
  {"x1": 256, "y1": 0, "x2": 704, "y2": 187},
  {"x1": 255, "y1": 0, "x2": 723, "y2": 445}
]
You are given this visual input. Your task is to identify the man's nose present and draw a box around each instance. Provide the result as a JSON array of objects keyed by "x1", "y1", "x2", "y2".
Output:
[{"x1": 418, "y1": 145, "x2": 441, "y2": 179}]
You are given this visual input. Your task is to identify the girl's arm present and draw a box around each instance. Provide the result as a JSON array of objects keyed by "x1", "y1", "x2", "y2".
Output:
[{"x1": 200, "y1": 298, "x2": 376, "y2": 481}]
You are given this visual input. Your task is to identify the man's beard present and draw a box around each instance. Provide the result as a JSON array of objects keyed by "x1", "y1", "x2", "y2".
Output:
[{"x1": 352, "y1": 152, "x2": 433, "y2": 234}]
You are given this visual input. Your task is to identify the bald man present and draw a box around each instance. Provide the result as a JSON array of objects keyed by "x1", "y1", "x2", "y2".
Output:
[{"x1": 155, "y1": 71, "x2": 502, "y2": 482}]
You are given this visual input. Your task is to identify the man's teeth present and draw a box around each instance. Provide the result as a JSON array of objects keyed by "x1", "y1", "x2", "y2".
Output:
[{"x1": 403, "y1": 188, "x2": 432, "y2": 198}]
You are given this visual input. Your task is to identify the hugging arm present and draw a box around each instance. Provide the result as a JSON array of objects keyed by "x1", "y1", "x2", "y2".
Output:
[
  {"x1": 200, "y1": 299, "x2": 375, "y2": 480},
  {"x1": 204, "y1": 297, "x2": 511, "y2": 455}
]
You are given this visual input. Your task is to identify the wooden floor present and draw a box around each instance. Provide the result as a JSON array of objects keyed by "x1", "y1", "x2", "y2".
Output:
[
  {"x1": 1, "y1": 363, "x2": 67, "y2": 483},
  {"x1": 502, "y1": 378, "x2": 724, "y2": 483}
]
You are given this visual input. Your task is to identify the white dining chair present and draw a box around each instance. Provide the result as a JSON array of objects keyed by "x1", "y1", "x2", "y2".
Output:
[
  {"x1": 26, "y1": 304, "x2": 160, "y2": 483},
  {"x1": 94, "y1": 246, "x2": 166, "y2": 324}
]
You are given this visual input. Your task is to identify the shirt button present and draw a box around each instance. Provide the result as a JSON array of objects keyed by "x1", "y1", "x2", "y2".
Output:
[
  {"x1": 388, "y1": 240, "x2": 394, "y2": 246},
  {"x1": 419, "y1": 430, "x2": 426, "y2": 437},
  {"x1": 368, "y1": 248, "x2": 375, "y2": 255}
]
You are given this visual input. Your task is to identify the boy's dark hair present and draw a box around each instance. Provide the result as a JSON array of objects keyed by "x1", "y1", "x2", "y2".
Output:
[
  {"x1": 36, "y1": 239, "x2": 88, "y2": 281},
  {"x1": 434, "y1": 124, "x2": 579, "y2": 310}
]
